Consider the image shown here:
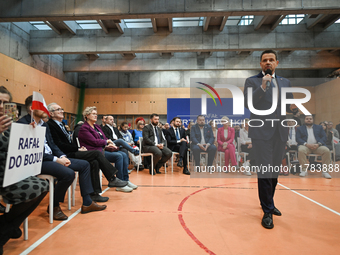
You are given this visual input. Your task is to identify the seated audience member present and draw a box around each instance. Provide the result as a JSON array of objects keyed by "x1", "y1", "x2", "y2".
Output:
[
  {"x1": 296, "y1": 115, "x2": 331, "y2": 179},
  {"x1": 191, "y1": 115, "x2": 217, "y2": 167},
  {"x1": 166, "y1": 117, "x2": 190, "y2": 175},
  {"x1": 336, "y1": 121, "x2": 340, "y2": 136},
  {"x1": 292, "y1": 111, "x2": 302, "y2": 127},
  {"x1": 287, "y1": 120, "x2": 298, "y2": 151},
  {"x1": 164, "y1": 123, "x2": 170, "y2": 130},
  {"x1": 320, "y1": 122, "x2": 326, "y2": 131},
  {"x1": 100, "y1": 115, "x2": 107, "y2": 129},
  {"x1": 132, "y1": 120, "x2": 145, "y2": 146},
  {"x1": 239, "y1": 118, "x2": 254, "y2": 175},
  {"x1": 326, "y1": 121, "x2": 339, "y2": 139},
  {"x1": 217, "y1": 116, "x2": 237, "y2": 168},
  {"x1": 78, "y1": 107, "x2": 136, "y2": 192},
  {"x1": 73, "y1": 121, "x2": 84, "y2": 144},
  {"x1": 119, "y1": 122, "x2": 143, "y2": 170},
  {"x1": 0, "y1": 87, "x2": 48, "y2": 254},
  {"x1": 209, "y1": 120, "x2": 218, "y2": 148},
  {"x1": 102, "y1": 115, "x2": 139, "y2": 157},
  {"x1": 234, "y1": 124, "x2": 240, "y2": 143},
  {"x1": 142, "y1": 114, "x2": 172, "y2": 175},
  {"x1": 18, "y1": 96, "x2": 106, "y2": 219},
  {"x1": 47, "y1": 103, "x2": 128, "y2": 202},
  {"x1": 185, "y1": 122, "x2": 194, "y2": 142}
]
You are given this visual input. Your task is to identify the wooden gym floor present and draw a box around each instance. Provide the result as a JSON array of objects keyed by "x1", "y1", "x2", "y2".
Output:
[{"x1": 3, "y1": 164, "x2": 340, "y2": 255}]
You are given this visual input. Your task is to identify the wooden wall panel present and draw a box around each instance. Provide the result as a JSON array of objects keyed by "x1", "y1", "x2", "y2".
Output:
[{"x1": 0, "y1": 53, "x2": 79, "y2": 114}]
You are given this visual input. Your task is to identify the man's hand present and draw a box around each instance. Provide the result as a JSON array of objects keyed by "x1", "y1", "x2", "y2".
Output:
[
  {"x1": 56, "y1": 157, "x2": 71, "y2": 166},
  {"x1": 78, "y1": 146, "x2": 87, "y2": 151},
  {"x1": 247, "y1": 144, "x2": 252, "y2": 149},
  {"x1": 107, "y1": 139, "x2": 114, "y2": 145},
  {"x1": 180, "y1": 138, "x2": 186, "y2": 142},
  {"x1": 0, "y1": 116, "x2": 12, "y2": 133},
  {"x1": 198, "y1": 144, "x2": 206, "y2": 151},
  {"x1": 157, "y1": 143, "x2": 164, "y2": 149},
  {"x1": 107, "y1": 144, "x2": 118, "y2": 149},
  {"x1": 262, "y1": 74, "x2": 272, "y2": 90}
]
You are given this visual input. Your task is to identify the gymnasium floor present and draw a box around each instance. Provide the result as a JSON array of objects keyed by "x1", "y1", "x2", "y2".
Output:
[{"x1": 3, "y1": 165, "x2": 340, "y2": 255}]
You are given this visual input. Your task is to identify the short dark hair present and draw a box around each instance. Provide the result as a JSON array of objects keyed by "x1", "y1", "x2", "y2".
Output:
[
  {"x1": 150, "y1": 113, "x2": 159, "y2": 119},
  {"x1": 120, "y1": 121, "x2": 128, "y2": 128},
  {"x1": 260, "y1": 50, "x2": 278, "y2": 61},
  {"x1": 305, "y1": 115, "x2": 313, "y2": 119},
  {"x1": 197, "y1": 115, "x2": 205, "y2": 120},
  {"x1": 0, "y1": 86, "x2": 12, "y2": 102},
  {"x1": 25, "y1": 95, "x2": 33, "y2": 112},
  {"x1": 173, "y1": 117, "x2": 181, "y2": 122}
]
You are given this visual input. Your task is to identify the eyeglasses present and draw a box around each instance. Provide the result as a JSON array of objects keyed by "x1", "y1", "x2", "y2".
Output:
[{"x1": 52, "y1": 108, "x2": 64, "y2": 112}]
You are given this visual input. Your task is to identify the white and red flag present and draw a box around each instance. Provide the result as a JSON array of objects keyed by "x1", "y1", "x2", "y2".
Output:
[
  {"x1": 32, "y1": 91, "x2": 50, "y2": 117},
  {"x1": 334, "y1": 136, "x2": 340, "y2": 144}
]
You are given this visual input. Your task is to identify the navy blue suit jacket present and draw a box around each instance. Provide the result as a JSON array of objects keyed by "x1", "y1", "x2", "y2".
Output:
[
  {"x1": 296, "y1": 124, "x2": 327, "y2": 146},
  {"x1": 244, "y1": 72, "x2": 294, "y2": 141},
  {"x1": 17, "y1": 114, "x2": 65, "y2": 161},
  {"x1": 190, "y1": 124, "x2": 215, "y2": 145},
  {"x1": 166, "y1": 127, "x2": 186, "y2": 151}
]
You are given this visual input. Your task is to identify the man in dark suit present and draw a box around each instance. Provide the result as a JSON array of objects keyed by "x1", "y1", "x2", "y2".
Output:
[
  {"x1": 296, "y1": 115, "x2": 331, "y2": 178},
  {"x1": 102, "y1": 115, "x2": 139, "y2": 157},
  {"x1": 166, "y1": 117, "x2": 190, "y2": 175},
  {"x1": 190, "y1": 115, "x2": 217, "y2": 167},
  {"x1": 46, "y1": 103, "x2": 128, "y2": 202},
  {"x1": 18, "y1": 96, "x2": 106, "y2": 220},
  {"x1": 244, "y1": 49, "x2": 297, "y2": 229},
  {"x1": 142, "y1": 113, "x2": 172, "y2": 175}
]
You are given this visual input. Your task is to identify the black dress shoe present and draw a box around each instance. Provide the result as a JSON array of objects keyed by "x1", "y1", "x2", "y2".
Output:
[
  {"x1": 273, "y1": 207, "x2": 282, "y2": 216},
  {"x1": 183, "y1": 168, "x2": 190, "y2": 175},
  {"x1": 261, "y1": 213, "x2": 274, "y2": 229},
  {"x1": 10, "y1": 228, "x2": 22, "y2": 239},
  {"x1": 90, "y1": 194, "x2": 109, "y2": 203},
  {"x1": 177, "y1": 159, "x2": 183, "y2": 167}
]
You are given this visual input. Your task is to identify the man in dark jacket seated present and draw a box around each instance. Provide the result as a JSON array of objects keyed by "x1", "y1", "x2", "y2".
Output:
[{"x1": 46, "y1": 103, "x2": 128, "y2": 202}]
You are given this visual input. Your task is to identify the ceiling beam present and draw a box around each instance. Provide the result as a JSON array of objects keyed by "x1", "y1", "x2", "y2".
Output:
[
  {"x1": 168, "y1": 18, "x2": 173, "y2": 32},
  {"x1": 151, "y1": 18, "x2": 157, "y2": 33},
  {"x1": 203, "y1": 17, "x2": 211, "y2": 32},
  {"x1": 307, "y1": 14, "x2": 328, "y2": 29},
  {"x1": 45, "y1": 21, "x2": 61, "y2": 35},
  {"x1": 97, "y1": 20, "x2": 109, "y2": 34},
  {"x1": 253, "y1": 16, "x2": 269, "y2": 30},
  {"x1": 2, "y1": 1, "x2": 340, "y2": 22},
  {"x1": 271, "y1": 15, "x2": 286, "y2": 30},
  {"x1": 114, "y1": 20, "x2": 126, "y2": 34},
  {"x1": 63, "y1": 21, "x2": 79, "y2": 35},
  {"x1": 63, "y1": 51, "x2": 340, "y2": 72},
  {"x1": 219, "y1": 16, "x2": 228, "y2": 31},
  {"x1": 30, "y1": 24, "x2": 340, "y2": 55},
  {"x1": 324, "y1": 14, "x2": 340, "y2": 29}
]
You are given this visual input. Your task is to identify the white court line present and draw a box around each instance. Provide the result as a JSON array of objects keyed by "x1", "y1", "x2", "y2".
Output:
[
  {"x1": 278, "y1": 183, "x2": 340, "y2": 216},
  {"x1": 20, "y1": 187, "x2": 110, "y2": 255}
]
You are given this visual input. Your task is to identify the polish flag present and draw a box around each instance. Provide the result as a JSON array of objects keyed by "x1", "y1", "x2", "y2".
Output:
[
  {"x1": 32, "y1": 91, "x2": 50, "y2": 117},
  {"x1": 334, "y1": 136, "x2": 340, "y2": 144}
]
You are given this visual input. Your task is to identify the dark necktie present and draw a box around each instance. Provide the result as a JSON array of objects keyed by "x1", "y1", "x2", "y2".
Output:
[
  {"x1": 175, "y1": 128, "x2": 180, "y2": 140},
  {"x1": 60, "y1": 123, "x2": 72, "y2": 143},
  {"x1": 154, "y1": 126, "x2": 160, "y2": 144}
]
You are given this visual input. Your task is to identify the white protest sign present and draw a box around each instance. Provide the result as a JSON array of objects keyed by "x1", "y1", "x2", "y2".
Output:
[{"x1": 3, "y1": 123, "x2": 46, "y2": 187}]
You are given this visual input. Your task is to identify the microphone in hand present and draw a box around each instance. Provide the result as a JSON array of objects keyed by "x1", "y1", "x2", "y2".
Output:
[{"x1": 265, "y1": 69, "x2": 272, "y2": 89}]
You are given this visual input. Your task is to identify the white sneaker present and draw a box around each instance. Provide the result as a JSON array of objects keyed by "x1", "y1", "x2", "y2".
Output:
[
  {"x1": 127, "y1": 181, "x2": 138, "y2": 190},
  {"x1": 116, "y1": 185, "x2": 133, "y2": 192},
  {"x1": 322, "y1": 172, "x2": 332, "y2": 179},
  {"x1": 299, "y1": 171, "x2": 307, "y2": 177}
]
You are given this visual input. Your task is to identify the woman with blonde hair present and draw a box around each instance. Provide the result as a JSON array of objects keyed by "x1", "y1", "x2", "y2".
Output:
[{"x1": 217, "y1": 116, "x2": 237, "y2": 168}]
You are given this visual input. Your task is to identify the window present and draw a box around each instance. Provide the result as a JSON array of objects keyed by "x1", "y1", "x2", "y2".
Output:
[
  {"x1": 76, "y1": 20, "x2": 101, "y2": 29},
  {"x1": 280, "y1": 14, "x2": 305, "y2": 25},
  {"x1": 239, "y1": 16, "x2": 254, "y2": 26},
  {"x1": 29, "y1": 21, "x2": 52, "y2": 30},
  {"x1": 124, "y1": 19, "x2": 153, "y2": 28},
  {"x1": 173, "y1": 17, "x2": 204, "y2": 27}
]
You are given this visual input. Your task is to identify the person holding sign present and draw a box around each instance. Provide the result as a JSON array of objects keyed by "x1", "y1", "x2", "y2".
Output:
[
  {"x1": 0, "y1": 86, "x2": 49, "y2": 255},
  {"x1": 18, "y1": 95, "x2": 106, "y2": 220}
]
